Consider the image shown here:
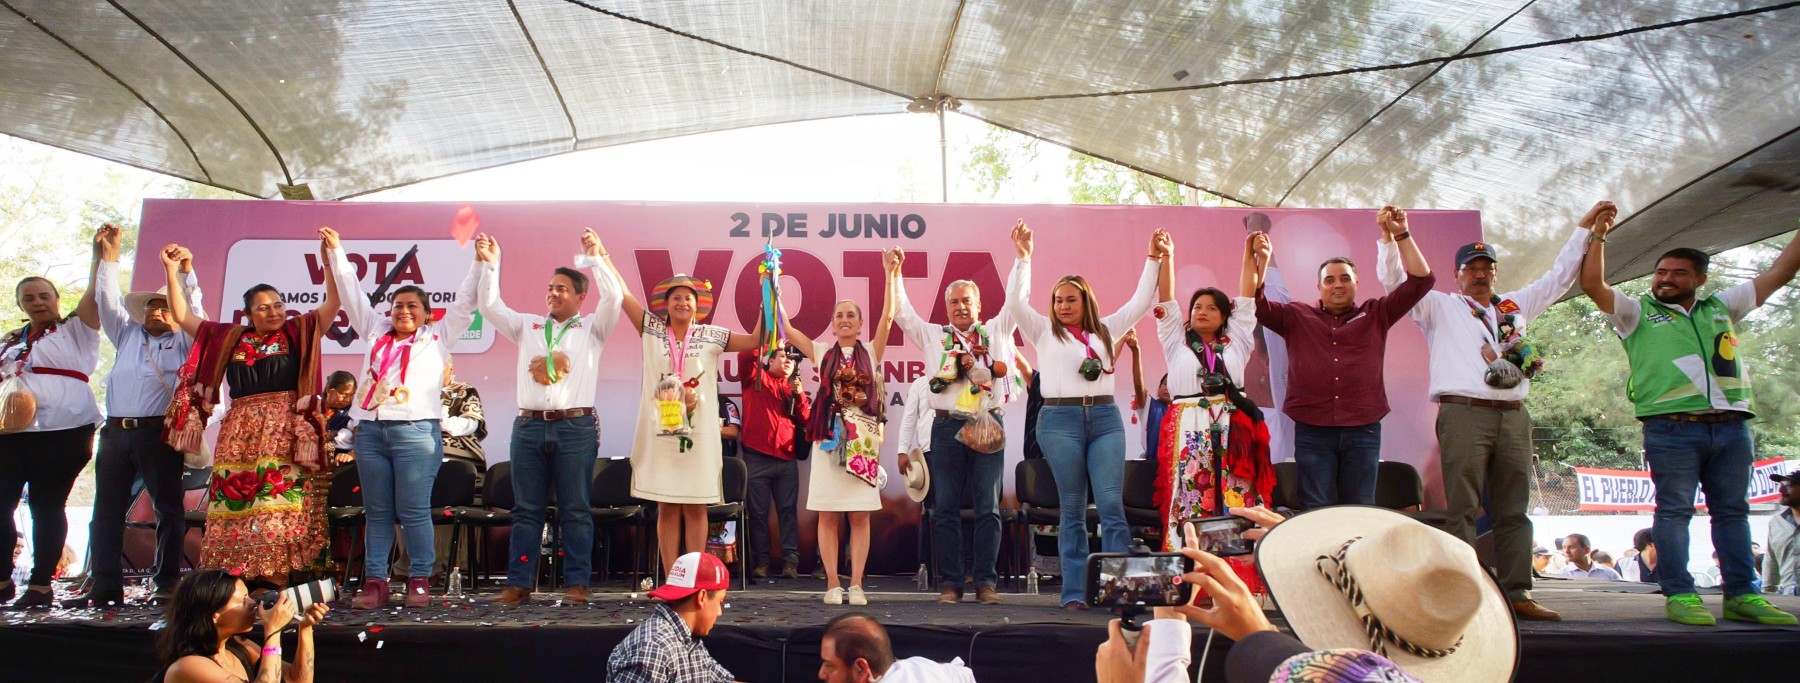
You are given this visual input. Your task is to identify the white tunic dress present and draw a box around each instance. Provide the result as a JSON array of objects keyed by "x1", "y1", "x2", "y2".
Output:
[
  {"x1": 806, "y1": 340, "x2": 884, "y2": 512},
  {"x1": 629, "y1": 314, "x2": 729, "y2": 504}
]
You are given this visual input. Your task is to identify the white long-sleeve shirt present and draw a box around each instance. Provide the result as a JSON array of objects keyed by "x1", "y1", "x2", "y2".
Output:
[
  {"x1": 1156, "y1": 295, "x2": 1257, "y2": 398},
  {"x1": 477, "y1": 254, "x2": 622, "y2": 411},
  {"x1": 327, "y1": 248, "x2": 480, "y2": 422},
  {"x1": 1004, "y1": 256, "x2": 1159, "y2": 399},
  {"x1": 895, "y1": 376, "x2": 934, "y2": 454},
  {"x1": 96, "y1": 261, "x2": 202, "y2": 418},
  {"x1": 0, "y1": 316, "x2": 100, "y2": 432},
  {"x1": 892, "y1": 276, "x2": 1018, "y2": 413},
  {"x1": 1376, "y1": 226, "x2": 1589, "y2": 402}
]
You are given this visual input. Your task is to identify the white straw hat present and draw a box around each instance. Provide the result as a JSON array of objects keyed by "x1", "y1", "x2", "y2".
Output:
[
  {"x1": 902, "y1": 455, "x2": 930, "y2": 503},
  {"x1": 123, "y1": 287, "x2": 172, "y2": 326},
  {"x1": 1255, "y1": 506, "x2": 1518, "y2": 683}
]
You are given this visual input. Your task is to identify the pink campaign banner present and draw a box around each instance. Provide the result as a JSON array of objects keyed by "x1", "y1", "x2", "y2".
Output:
[{"x1": 138, "y1": 199, "x2": 1480, "y2": 572}]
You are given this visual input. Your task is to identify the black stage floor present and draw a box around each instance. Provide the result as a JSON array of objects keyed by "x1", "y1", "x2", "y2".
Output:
[{"x1": 5, "y1": 575, "x2": 1797, "y2": 682}]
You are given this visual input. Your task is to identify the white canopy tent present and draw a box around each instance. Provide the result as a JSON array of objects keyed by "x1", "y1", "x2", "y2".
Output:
[{"x1": 2, "y1": 0, "x2": 1796, "y2": 283}]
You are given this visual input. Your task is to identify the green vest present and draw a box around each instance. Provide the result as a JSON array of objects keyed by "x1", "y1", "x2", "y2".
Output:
[{"x1": 1620, "y1": 294, "x2": 1753, "y2": 417}]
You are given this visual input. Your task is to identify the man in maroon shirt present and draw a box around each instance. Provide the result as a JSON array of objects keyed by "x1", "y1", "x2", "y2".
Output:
[
  {"x1": 738, "y1": 345, "x2": 811, "y2": 579},
  {"x1": 1254, "y1": 206, "x2": 1434, "y2": 509}
]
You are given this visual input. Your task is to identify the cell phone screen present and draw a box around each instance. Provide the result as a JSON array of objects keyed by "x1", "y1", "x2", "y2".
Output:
[
  {"x1": 1190, "y1": 515, "x2": 1257, "y2": 557},
  {"x1": 1086, "y1": 553, "x2": 1195, "y2": 608}
]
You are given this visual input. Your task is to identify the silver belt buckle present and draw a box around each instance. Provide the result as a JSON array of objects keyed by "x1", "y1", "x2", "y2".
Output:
[
  {"x1": 121, "y1": 418, "x2": 139, "y2": 429},
  {"x1": 1081, "y1": 395, "x2": 1096, "y2": 407}
]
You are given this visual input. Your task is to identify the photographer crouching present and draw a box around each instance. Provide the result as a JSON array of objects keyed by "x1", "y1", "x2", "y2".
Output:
[{"x1": 156, "y1": 569, "x2": 330, "y2": 683}]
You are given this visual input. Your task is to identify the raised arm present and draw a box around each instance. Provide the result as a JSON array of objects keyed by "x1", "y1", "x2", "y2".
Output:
[
  {"x1": 471, "y1": 234, "x2": 532, "y2": 342},
  {"x1": 92, "y1": 225, "x2": 129, "y2": 343},
  {"x1": 872, "y1": 248, "x2": 900, "y2": 364},
  {"x1": 885, "y1": 246, "x2": 941, "y2": 350},
  {"x1": 578, "y1": 229, "x2": 624, "y2": 342},
  {"x1": 318, "y1": 227, "x2": 377, "y2": 334},
  {"x1": 1241, "y1": 231, "x2": 1266, "y2": 298},
  {"x1": 73, "y1": 224, "x2": 108, "y2": 330},
  {"x1": 1510, "y1": 202, "x2": 1609, "y2": 321},
  {"x1": 1383, "y1": 206, "x2": 1431, "y2": 278},
  {"x1": 598, "y1": 243, "x2": 649, "y2": 335},
  {"x1": 1005, "y1": 220, "x2": 1050, "y2": 342},
  {"x1": 1579, "y1": 205, "x2": 1618, "y2": 314},
  {"x1": 1158, "y1": 228, "x2": 1176, "y2": 303},
  {"x1": 1752, "y1": 221, "x2": 1800, "y2": 306},
  {"x1": 1123, "y1": 329, "x2": 1146, "y2": 409},
  {"x1": 164, "y1": 245, "x2": 203, "y2": 337},
  {"x1": 313, "y1": 228, "x2": 343, "y2": 328},
  {"x1": 439, "y1": 258, "x2": 483, "y2": 346},
  {"x1": 1374, "y1": 214, "x2": 1405, "y2": 292}
]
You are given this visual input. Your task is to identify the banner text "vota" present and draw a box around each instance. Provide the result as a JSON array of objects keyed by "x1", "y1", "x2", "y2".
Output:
[{"x1": 729, "y1": 212, "x2": 927, "y2": 239}]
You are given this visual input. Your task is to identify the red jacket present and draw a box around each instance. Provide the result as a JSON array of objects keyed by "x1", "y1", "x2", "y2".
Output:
[{"x1": 737, "y1": 351, "x2": 811, "y2": 459}]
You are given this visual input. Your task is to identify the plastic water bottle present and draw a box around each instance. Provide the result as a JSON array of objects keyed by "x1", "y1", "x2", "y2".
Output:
[
  {"x1": 1027, "y1": 568, "x2": 1040, "y2": 595},
  {"x1": 447, "y1": 567, "x2": 465, "y2": 599}
]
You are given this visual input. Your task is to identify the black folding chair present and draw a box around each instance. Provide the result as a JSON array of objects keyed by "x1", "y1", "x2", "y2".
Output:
[
  {"x1": 324, "y1": 465, "x2": 365, "y2": 587},
  {"x1": 451, "y1": 462, "x2": 513, "y2": 593},
  {"x1": 705, "y1": 457, "x2": 749, "y2": 590},
  {"x1": 590, "y1": 458, "x2": 648, "y2": 587},
  {"x1": 428, "y1": 459, "x2": 478, "y2": 591}
]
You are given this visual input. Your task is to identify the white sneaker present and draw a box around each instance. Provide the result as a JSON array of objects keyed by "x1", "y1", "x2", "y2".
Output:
[
  {"x1": 823, "y1": 587, "x2": 844, "y2": 605},
  {"x1": 848, "y1": 585, "x2": 868, "y2": 606}
]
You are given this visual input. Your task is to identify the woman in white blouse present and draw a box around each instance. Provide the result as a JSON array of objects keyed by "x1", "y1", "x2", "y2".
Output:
[
  {"x1": 0, "y1": 263, "x2": 103, "y2": 609},
  {"x1": 1002, "y1": 221, "x2": 1171, "y2": 609},
  {"x1": 1149, "y1": 231, "x2": 1268, "y2": 551}
]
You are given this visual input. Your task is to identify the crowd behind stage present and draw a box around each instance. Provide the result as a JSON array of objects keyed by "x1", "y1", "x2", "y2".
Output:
[{"x1": 4, "y1": 203, "x2": 1799, "y2": 683}]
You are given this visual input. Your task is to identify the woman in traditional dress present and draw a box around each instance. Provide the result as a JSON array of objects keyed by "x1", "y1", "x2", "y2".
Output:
[
  {"x1": 0, "y1": 244, "x2": 105, "y2": 609},
  {"x1": 616, "y1": 272, "x2": 762, "y2": 575},
  {"x1": 1002, "y1": 221, "x2": 1169, "y2": 609},
  {"x1": 166, "y1": 230, "x2": 341, "y2": 585},
  {"x1": 1150, "y1": 231, "x2": 1274, "y2": 550},
  {"x1": 777, "y1": 253, "x2": 897, "y2": 606}
]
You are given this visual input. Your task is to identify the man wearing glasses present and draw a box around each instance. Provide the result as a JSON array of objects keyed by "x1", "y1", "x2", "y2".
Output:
[{"x1": 64, "y1": 225, "x2": 204, "y2": 607}]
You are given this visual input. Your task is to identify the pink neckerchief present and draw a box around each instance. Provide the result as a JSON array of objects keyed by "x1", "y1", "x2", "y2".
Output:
[
  {"x1": 1069, "y1": 327, "x2": 1114, "y2": 375},
  {"x1": 666, "y1": 323, "x2": 700, "y2": 388}
]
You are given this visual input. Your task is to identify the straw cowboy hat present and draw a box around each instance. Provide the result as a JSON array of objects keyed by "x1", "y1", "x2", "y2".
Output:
[
  {"x1": 902, "y1": 454, "x2": 930, "y2": 502},
  {"x1": 650, "y1": 274, "x2": 714, "y2": 320},
  {"x1": 123, "y1": 287, "x2": 174, "y2": 326},
  {"x1": 1255, "y1": 506, "x2": 1518, "y2": 683}
]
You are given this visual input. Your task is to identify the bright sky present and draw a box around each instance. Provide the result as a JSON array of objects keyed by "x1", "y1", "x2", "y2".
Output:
[{"x1": 362, "y1": 113, "x2": 1074, "y2": 205}]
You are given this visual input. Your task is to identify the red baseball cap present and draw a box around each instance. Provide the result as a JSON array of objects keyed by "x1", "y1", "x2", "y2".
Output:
[{"x1": 648, "y1": 552, "x2": 730, "y2": 601}]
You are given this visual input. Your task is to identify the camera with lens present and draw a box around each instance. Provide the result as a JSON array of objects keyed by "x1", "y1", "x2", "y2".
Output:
[
  {"x1": 257, "y1": 578, "x2": 337, "y2": 611},
  {"x1": 1079, "y1": 357, "x2": 1104, "y2": 381}
]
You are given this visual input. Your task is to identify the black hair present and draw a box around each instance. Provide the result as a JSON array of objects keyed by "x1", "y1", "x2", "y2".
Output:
[
  {"x1": 241, "y1": 284, "x2": 281, "y2": 313},
  {"x1": 1633, "y1": 528, "x2": 1654, "y2": 552},
  {"x1": 823, "y1": 612, "x2": 895, "y2": 675},
  {"x1": 389, "y1": 285, "x2": 434, "y2": 315},
  {"x1": 1656, "y1": 247, "x2": 1710, "y2": 275},
  {"x1": 326, "y1": 370, "x2": 357, "y2": 390},
  {"x1": 1317, "y1": 256, "x2": 1357, "y2": 282},
  {"x1": 1566, "y1": 533, "x2": 1592, "y2": 550},
  {"x1": 13, "y1": 276, "x2": 57, "y2": 299},
  {"x1": 157, "y1": 569, "x2": 243, "y2": 665},
  {"x1": 552, "y1": 267, "x2": 589, "y2": 296},
  {"x1": 1186, "y1": 288, "x2": 1235, "y2": 326}
]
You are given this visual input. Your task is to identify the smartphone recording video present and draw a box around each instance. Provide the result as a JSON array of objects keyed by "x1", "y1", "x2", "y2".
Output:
[
  {"x1": 1189, "y1": 515, "x2": 1257, "y2": 557},
  {"x1": 1085, "y1": 552, "x2": 1195, "y2": 608}
]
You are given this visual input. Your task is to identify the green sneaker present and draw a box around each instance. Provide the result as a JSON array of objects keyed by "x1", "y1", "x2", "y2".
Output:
[
  {"x1": 1723, "y1": 594, "x2": 1799, "y2": 625},
  {"x1": 1665, "y1": 593, "x2": 1716, "y2": 626}
]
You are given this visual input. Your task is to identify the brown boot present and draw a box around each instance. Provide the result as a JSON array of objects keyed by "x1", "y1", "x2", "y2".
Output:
[
  {"x1": 490, "y1": 586, "x2": 531, "y2": 607},
  {"x1": 403, "y1": 578, "x2": 432, "y2": 608},
  {"x1": 1511, "y1": 599, "x2": 1562, "y2": 621},
  {"x1": 936, "y1": 585, "x2": 963, "y2": 604},
  {"x1": 562, "y1": 585, "x2": 590, "y2": 605},
  {"x1": 976, "y1": 585, "x2": 1002, "y2": 605}
]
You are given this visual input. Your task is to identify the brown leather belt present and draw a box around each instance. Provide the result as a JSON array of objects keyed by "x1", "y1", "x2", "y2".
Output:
[
  {"x1": 519, "y1": 408, "x2": 595, "y2": 421},
  {"x1": 1647, "y1": 412, "x2": 1745, "y2": 424},
  {"x1": 1042, "y1": 395, "x2": 1115, "y2": 407},
  {"x1": 1438, "y1": 395, "x2": 1522, "y2": 411},
  {"x1": 108, "y1": 416, "x2": 165, "y2": 430}
]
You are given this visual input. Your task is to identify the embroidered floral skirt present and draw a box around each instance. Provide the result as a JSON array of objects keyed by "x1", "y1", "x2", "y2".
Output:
[
  {"x1": 1154, "y1": 397, "x2": 1266, "y2": 594},
  {"x1": 200, "y1": 391, "x2": 327, "y2": 580}
]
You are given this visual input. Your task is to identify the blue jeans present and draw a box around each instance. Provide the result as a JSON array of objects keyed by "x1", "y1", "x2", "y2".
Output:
[
  {"x1": 927, "y1": 414, "x2": 1004, "y2": 589},
  {"x1": 506, "y1": 415, "x2": 598, "y2": 588},
  {"x1": 1642, "y1": 417, "x2": 1758, "y2": 598},
  {"x1": 355, "y1": 419, "x2": 443, "y2": 581},
  {"x1": 1037, "y1": 403, "x2": 1130, "y2": 605},
  {"x1": 1293, "y1": 421, "x2": 1381, "y2": 509}
]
